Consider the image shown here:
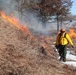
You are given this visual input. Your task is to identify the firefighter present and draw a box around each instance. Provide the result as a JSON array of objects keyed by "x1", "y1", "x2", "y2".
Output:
[{"x1": 55, "y1": 28, "x2": 74, "y2": 62}]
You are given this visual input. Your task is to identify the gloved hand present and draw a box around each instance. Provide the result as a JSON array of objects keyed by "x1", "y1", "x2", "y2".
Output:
[
  {"x1": 72, "y1": 45, "x2": 74, "y2": 48},
  {"x1": 55, "y1": 45, "x2": 58, "y2": 49},
  {"x1": 55, "y1": 45, "x2": 57, "y2": 48}
]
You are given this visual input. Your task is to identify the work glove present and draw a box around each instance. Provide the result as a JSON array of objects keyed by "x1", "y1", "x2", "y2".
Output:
[
  {"x1": 55, "y1": 45, "x2": 57, "y2": 48},
  {"x1": 55, "y1": 45, "x2": 58, "y2": 49},
  {"x1": 71, "y1": 45, "x2": 74, "y2": 48}
]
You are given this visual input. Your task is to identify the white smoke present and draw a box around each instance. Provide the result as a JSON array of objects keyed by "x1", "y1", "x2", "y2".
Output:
[{"x1": 0, "y1": 0, "x2": 57, "y2": 35}]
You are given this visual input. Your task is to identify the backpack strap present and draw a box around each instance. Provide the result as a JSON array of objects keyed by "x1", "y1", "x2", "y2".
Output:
[
  {"x1": 64, "y1": 33, "x2": 66, "y2": 38},
  {"x1": 64, "y1": 33, "x2": 69, "y2": 44}
]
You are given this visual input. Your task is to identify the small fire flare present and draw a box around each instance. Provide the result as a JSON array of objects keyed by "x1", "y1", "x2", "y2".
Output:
[{"x1": 68, "y1": 29, "x2": 76, "y2": 39}]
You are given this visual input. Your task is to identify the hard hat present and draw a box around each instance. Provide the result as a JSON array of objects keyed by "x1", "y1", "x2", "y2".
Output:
[{"x1": 60, "y1": 28, "x2": 65, "y2": 32}]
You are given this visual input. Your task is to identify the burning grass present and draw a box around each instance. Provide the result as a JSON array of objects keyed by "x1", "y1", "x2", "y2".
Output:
[
  {"x1": 68, "y1": 28, "x2": 76, "y2": 39},
  {"x1": 0, "y1": 12, "x2": 76, "y2": 75},
  {"x1": 0, "y1": 11, "x2": 30, "y2": 35}
]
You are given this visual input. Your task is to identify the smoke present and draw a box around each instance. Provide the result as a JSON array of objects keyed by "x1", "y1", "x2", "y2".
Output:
[{"x1": 0, "y1": 0, "x2": 57, "y2": 35}]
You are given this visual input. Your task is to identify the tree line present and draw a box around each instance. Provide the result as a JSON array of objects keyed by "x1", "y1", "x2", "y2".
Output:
[{"x1": 7, "y1": 0, "x2": 73, "y2": 31}]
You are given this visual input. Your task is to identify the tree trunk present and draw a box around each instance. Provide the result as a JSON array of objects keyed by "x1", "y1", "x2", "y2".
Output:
[
  {"x1": 57, "y1": 15, "x2": 59, "y2": 32},
  {"x1": 60, "y1": 19, "x2": 62, "y2": 29}
]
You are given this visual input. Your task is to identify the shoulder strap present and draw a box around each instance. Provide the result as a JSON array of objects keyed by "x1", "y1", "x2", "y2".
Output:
[
  {"x1": 64, "y1": 33, "x2": 66, "y2": 38},
  {"x1": 64, "y1": 33, "x2": 69, "y2": 44}
]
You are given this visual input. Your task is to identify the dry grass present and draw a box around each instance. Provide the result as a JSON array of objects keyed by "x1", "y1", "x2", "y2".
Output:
[{"x1": 0, "y1": 16, "x2": 76, "y2": 75}]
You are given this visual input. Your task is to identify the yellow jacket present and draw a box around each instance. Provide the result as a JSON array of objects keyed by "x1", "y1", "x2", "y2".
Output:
[{"x1": 56, "y1": 33, "x2": 73, "y2": 46}]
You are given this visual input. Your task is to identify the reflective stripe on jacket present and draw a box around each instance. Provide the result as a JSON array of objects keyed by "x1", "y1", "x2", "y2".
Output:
[{"x1": 56, "y1": 33, "x2": 73, "y2": 45}]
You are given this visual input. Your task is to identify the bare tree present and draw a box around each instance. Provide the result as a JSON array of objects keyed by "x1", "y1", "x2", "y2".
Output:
[{"x1": 12, "y1": 0, "x2": 73, "y2": 31}]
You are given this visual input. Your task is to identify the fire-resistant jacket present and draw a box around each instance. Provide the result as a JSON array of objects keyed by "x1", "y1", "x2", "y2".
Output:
[{"x1": 56, "y1": 33, "x2": 73, "y2": 46}]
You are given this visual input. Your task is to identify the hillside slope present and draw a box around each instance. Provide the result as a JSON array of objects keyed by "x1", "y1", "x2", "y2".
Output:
[{"x1": 0, "y1": 16, "x2": 76, "y2": 75}]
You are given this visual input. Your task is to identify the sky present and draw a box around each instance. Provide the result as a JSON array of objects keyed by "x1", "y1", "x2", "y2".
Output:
[{"x1": 71, "y1": 0, "x2": 76, "y2": 15}]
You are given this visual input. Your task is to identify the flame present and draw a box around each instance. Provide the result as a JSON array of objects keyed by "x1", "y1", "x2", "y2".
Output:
[
  {"x1": 0, "y1": 11, "x2": 30, "y2": 35},
  {"x1": 68, "y1": 29, "x2": 76, "y2": 38},
  {"x1": 0, "y1": 11, "x2": 53, "y2": 52}
]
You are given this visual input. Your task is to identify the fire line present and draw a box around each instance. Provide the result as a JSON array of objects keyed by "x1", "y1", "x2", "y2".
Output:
[{"x1": 0, "y1": 11, "x2": 31, "y2": 35}]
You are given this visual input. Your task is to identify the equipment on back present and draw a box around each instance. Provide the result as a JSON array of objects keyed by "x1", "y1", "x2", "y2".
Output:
[{"x1": 59, "y1": 33, "x2": 69, "y2": 44}]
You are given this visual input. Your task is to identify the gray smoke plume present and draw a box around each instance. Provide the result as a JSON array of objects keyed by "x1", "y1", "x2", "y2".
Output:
[{"x1": 0, "y1": 0, "x2": 57, "y2": 35}]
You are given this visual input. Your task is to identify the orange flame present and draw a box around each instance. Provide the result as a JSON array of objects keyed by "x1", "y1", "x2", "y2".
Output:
[
  {"x1": 68, "y1": 29, "x2": 76, "y2": 39},
  {"x1": 0, "y1": 11, "x2": 53, "y2": 51},
  {"x1": 0, "y1": 11, "x2": 30, "y2": 35}
]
